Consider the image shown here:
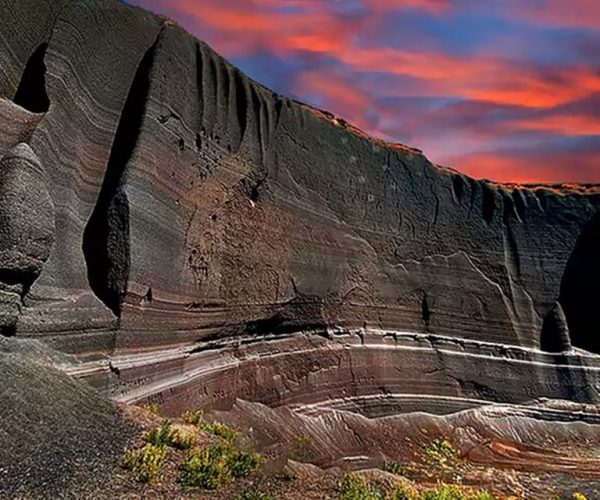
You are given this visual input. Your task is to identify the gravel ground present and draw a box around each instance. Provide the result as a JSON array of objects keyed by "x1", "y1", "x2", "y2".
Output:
[{"x1": 0, "y1": 338, "x2": 139, "y2": 499}]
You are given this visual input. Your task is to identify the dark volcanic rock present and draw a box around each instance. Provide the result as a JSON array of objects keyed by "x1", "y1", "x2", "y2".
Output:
[
  {"x1": 0, "y1": 0, "x2": 599, "y2": 438},
  {"x1": 0, "y1": 338, "x2": 137, "y2": 499}
]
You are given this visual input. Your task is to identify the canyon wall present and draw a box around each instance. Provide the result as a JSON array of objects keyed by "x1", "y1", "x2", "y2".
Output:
[{"x1": 1, "y1": 0, "x2": 599, "y2": 413}]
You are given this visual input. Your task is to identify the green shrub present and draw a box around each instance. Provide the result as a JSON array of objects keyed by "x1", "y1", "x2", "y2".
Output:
[
  {"x1": 179, "y1": 443, "x2": 262, "y2": 490},
  {"x1": 424, "y1": 439, "x2": 458, "y2": 468},
  {"x1": 291, "y1": 434, "x2": 314, "y2": 462},
  {"x1": 146, "y1": 419, "x2": 175, "y2": 447},
  {"x1": 179, "y1": 444, "x2": 231, "y2": 490},
  {"x1": 381, "y1": 460, "x2": 406, "y2": 476},
  {"x1": 421, "y1": 483, "x2": 494, "y2": 500},
  {"x1": 199, "y1": 420, "x2": 239, "y2": 441},
  {"x1": 235, "y1": 490, "x2": 274, "y2": 500},
  {"x1": 170, "y1": 427, "x2": 196, "y2": 450},
  {"x1": 387, "y1": 481, "x2": 420, "y2": 500},
  {"x1": 146, "y1": 419, "x2": 195, "y2": 449},
  {"x1": 338, "y1": 472, "x2": 382, "y2": 500},
  {"x1": 140, "y1": 403, "x2": 160, "y2": 415},
  {"x1": 181, "y1": 409, "x2": 204, "y2": 426},
  {"x1": 122, "y1": 443, "x2": 167, "y2": 483},
  {"x1": 226, "y1": 449, "x2": 262, "y2": 478}
]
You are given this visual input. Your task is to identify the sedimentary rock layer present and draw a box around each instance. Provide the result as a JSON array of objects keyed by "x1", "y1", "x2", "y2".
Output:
[{"x1": 1, "y1": 0, "x2": 599, "y2": 414}]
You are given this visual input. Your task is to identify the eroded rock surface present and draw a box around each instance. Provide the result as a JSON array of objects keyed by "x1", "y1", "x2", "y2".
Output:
[{"x1": 0, "y1": 0, "x2": 600, "y2": 442}]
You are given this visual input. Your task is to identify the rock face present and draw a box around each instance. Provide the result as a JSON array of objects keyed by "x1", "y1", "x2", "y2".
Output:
[{"x1": 1, "y1": 0, "x2": 600, "y2": 418}]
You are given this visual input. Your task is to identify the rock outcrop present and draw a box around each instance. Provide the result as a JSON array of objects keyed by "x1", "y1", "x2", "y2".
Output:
[{"x1": 1, "y1": 0, "x2": 599, "y2": 422}]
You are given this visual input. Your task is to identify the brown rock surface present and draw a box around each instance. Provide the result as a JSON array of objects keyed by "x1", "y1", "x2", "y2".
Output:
[{"x1": 0, "y1": 0, "x2": 600, "y2": 497}]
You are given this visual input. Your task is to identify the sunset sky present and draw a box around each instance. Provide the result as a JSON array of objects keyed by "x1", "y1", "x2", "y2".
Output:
[{"x1": 126, "y1": 0, "x2": 600, "y2": 183}]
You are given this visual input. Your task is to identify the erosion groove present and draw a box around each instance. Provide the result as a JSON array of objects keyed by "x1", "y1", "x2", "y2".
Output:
[
  {"x1": 82, "y1": 29, "x2": 162, "y2": 317},
  {"x1": 0, "y1": 1, "x2": 600, "y2": 481},
  {"x1": 13, "y1": 43, "x2": 50, "y2": 113},
  {"x1": 482, "y1": 183, "x2": 497, "y2": 224}
]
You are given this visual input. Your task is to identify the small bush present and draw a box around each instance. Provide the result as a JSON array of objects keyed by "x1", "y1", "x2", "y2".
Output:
[
  {"x1": 339, "y1": 473, "x2": 382, "y2": 500},
  {"x1": 421, "y1": 483, "x2": 494, "y2": 500},
  {"x1": 387, "y1": 481, "x2": 420, "y2": 500},
  {"x1": 179, "y1": 443, "x2": 262, "y2": 490},
  {"x1": 236, "y1": 490, "x2": 274, "y2": 500},
  {"x1": 170, "y1": 427, "x2": 196, "y2": 450},
  {"x1": 381, "y1": 460, "x2": 406, "y2": 476},
  {"x1": 146, "y1": 419, "x2": 175, "y2": 447},
  {"x1": 199, "y1": 420, "x2": 239, "y2": 441},
  {"x1": 140, "y1": 403, "x2": 160, "y2": 415},
  {"x1": 424, "y1": 439, "x2": 458, "y2": 468},
  {"x1": 291, "y1": 434, "x2": 314, "y2": 462},
  {"x1": 179, "y1": 444, "x2": 231, "y2": 490},
  {"x1": 181, "y1": 409, "x2": 204, "y2": 426},
  {"x1": 122, "y1": 443, "x2": 167, "y2": 483},
  {"x1": 226, "y1": 449, "x2": 262, "y2": 478},
  {"x1": 146, "y1": 419, "x2": 195, "y2": 449}
]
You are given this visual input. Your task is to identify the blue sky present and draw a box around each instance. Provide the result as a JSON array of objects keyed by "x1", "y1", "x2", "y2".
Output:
[{"x1": 126, "y1": 0, "x2": 600, "y2": 183}]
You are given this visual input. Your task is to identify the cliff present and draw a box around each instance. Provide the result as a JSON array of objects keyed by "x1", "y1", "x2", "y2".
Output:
[{"x1": 1, "y1": 0, "x2": 599, "y2": 417}]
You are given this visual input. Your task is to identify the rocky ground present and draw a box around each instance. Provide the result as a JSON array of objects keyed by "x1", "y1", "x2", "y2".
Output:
[{"x1": 1, "y1": 338, "x2": 598, "y2": 499}]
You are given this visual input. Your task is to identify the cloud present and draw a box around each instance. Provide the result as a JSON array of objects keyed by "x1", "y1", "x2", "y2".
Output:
[
  {"x1": 127, "y1": 0, "x2": 600, "y2": 183},
  {"x1": 511, "y1": 0, "x2": 600, "y2": 30},
  {"x1": 442, "y1": 137, "x2": 600, "y2": 183}
]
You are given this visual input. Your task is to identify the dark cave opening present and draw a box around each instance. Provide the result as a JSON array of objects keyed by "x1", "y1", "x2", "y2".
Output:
[
  {"x1": 421, "y1": 291, "x2": 431, "y2": 331},
  {"x1": 14, "y1": 43, "x2": 50, "y2": 113},
  {"x1": 558, "y1": 211, "x2": 600, "y2": 354},
  {"x1": 540, "y1": 302, "x2": 571, "y2": 352}
]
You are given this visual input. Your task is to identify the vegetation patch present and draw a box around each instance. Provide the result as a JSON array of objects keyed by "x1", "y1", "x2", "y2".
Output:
[
  {"x1": 146, "y1": 419, "x2": 195, "y2": 450},
  {"x1": 421, "y1": 482, "x2": 493, "y2": 500},
  {"x1": 291, "y1": 434, "x2": 314, "y2": 462},
  {"x1": 336, "y1": 473, "x2": 496, "y2": 500},
  {"x1": 179, "y1": 444, "x2": 232, "y2": 490},
  {"x1": 179, "y1": 442, "x2": 262, "y2": 490},
  {"x1": 424, "y1": 439, "x2": 459, "y2": 469},
  {"x1": 199, "y1": 420, "x2": 239, "y2": 442},
  {"x1": 140, "y1": 403, "x2": 160, "y2": 415},
  {"x1": 338, "y1": 473, "x2": 382, "y2": 500},
  {"x1": 122, "y1": 443, "x2": 167, "y2": 483},
  {"x1": 381, "y1": 460, "x2": 407, "y2": 476},
  {"x1": 235, "y1": 489, "x2": 275, "y2": 500},
  {"x1": 181, "y1": 409, "x2": 204, "y2": 426}
]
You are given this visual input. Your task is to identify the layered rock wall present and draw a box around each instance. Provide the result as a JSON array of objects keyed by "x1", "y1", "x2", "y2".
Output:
[{"x1": 1, "y1": 0, "x2": 599, "y2": 410}]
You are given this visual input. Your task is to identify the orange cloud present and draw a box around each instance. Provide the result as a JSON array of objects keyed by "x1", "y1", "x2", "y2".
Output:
[
  {"x1": 294, "y1": 70, "x2": 373, "y2": 128},
  {"x1": 443, "y1": 151, "x2": 600, "y2": 184},
  {"x1": 515, "y1": 114, "x2": 600, "y2": 137},
  {"x1": 129, "y1": 0, "x2": 600, "y2": 184},
  {"x1": 337, "y1": 47, "x2": 600, "y2": 108}
]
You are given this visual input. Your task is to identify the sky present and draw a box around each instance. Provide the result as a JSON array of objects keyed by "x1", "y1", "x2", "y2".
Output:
[{"x1": 126, "y1": 0, "x2": 600, "y2": 183}]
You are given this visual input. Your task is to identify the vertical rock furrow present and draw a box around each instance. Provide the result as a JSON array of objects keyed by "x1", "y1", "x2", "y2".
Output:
[
  {"x1": 194, "y1": 42, "x2": 204, "y2": 138},
  {"x1": 199, "y1": 44, "x2": 217, "y2": 135},
  {"x1": 228, "y1": 67, "x2": 247, "y2": 153},
  {"x1": 82, "y1": 28, "x2": 163, "y2": 318},
  {"x1": 482, "y1": 183, "x2": 497, "y2": 224},
  {"x1": 13, "y1": 43, "x2": 50, "y2": 114},
  {"x1": 452, "y1": 174, "x2": 465, "y2": 204},
  {"x1": 249, "y1": 84, "x2": 265, "y2": 163}
]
